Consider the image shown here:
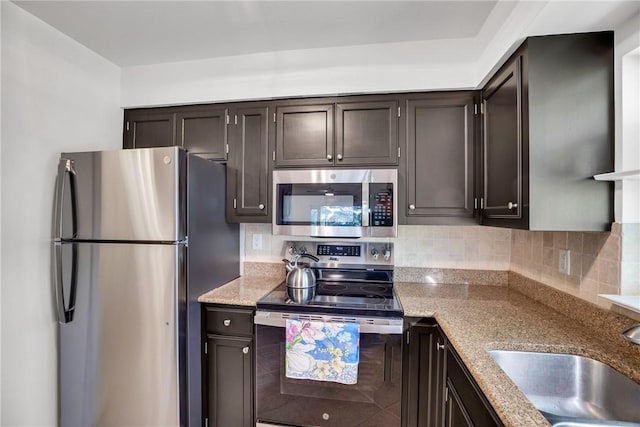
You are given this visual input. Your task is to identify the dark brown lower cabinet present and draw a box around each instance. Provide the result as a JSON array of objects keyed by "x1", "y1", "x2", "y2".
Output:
[
  {"x1": 445, "y1": 379, "x2": 474, "y2": 427},
  {"x1": 445, "y1": 345, "x2": 503, "y2": 427},
  {"x1": 403, "y1": 318, "x2": 503, "y2": 427},
  {"x1": 403, "y1": 318, "x2": 446, "y2": 427},
  {"x1": 203, "y1": 305, "x2": 254, "y2": 427}
]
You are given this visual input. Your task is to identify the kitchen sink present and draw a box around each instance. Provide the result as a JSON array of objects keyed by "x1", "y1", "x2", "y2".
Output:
[{"x1": 488, "y1": 350, "x2": 640, "y2": 427}]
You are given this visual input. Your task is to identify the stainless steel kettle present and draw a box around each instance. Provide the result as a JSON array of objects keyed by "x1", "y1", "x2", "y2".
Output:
[{"x1": 283, "y1": 254, "x2": 319, "y2": 288}]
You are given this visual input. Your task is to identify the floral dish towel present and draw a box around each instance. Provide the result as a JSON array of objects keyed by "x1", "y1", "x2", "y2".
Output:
[{"x1": 285, "y1": 319, "x2": 360, "y2": 385}]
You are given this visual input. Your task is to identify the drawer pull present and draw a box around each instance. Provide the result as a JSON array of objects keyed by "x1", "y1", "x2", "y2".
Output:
[
  {"x1": 242, "y1": 346, "x2": 249, "y2": 354},
  {"x1": 223, "y1": 319, "x2": 231, "y2": 327}
]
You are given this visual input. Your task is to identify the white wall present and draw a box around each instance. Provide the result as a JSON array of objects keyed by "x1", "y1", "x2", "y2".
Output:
[
  {"x1": 616, "y1": 12, "x2": 640, "y2": 224},
  {"x1": 120, "y1": 38, "x2": 478, "y2": 108},
  {"x1": 0, "y1": 0, "x2": 3, "y2": 421},
  {"x1": 1, "y1": 3, "x2": 122, "y2": 426}
]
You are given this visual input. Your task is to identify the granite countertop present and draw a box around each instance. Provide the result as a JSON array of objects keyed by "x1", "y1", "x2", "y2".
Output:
[
  {"x1": 396, "y1": 282, "x2": 640, "y2": 427},
  {"x1": 198, "y1": 275, "x2": 283, "y2": 306},
  {"x1": 199, "y1": 270, "x2": 640, "y2": 427}
]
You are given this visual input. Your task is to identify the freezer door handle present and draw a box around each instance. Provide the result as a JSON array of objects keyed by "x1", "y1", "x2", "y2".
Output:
[
  {"x1": 54, "y1": 158, "x2": 78, "y2": 240},
  {"x1": 54, "y1": 242, "x2": 78, "y2": 323}
]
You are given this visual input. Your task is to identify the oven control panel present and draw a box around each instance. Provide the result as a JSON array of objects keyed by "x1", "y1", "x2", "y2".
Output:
[
  {"x1": 286, "y1": 241, "x2": 393, "y2": 266},
  {"x1": 317, "y1": 244, "x2": 361, "y2": 257}
]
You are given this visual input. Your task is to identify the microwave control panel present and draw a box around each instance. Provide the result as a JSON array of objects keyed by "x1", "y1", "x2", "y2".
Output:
[{"x1": 370, "y1": 183, "x2": 394, "y2": 227}]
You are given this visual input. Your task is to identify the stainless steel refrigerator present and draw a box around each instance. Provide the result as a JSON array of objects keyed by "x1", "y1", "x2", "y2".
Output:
[{"x1": 53, "y1": 147, "x2": 239, "y2": 427}]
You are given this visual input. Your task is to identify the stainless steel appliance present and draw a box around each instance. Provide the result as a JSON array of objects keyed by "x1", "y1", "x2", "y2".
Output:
[
  {"x1": 255, "y1": 241, "x2": 403, "y2": 427},
  {"x1": 272, "y1": 169, "x2": 397, "y2": 238},
  {"x1": 53, "y1": 147, "x2": 239, "y2": 427}
]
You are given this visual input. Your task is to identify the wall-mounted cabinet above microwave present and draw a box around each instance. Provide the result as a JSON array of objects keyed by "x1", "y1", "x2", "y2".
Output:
[{"x1": 272, "y1": 169, "x2": 397, "y2": 238}]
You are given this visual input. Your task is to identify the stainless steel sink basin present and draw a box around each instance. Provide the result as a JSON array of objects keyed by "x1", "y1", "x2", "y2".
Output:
[{"x1": 488, "y1": 350, "x2": 640, "y2": 426}]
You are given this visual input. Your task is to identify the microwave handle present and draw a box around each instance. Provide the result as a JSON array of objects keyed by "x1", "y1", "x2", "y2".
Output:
[{"x1": 362, "y1": 182, "x2": 369, "y2": 227}]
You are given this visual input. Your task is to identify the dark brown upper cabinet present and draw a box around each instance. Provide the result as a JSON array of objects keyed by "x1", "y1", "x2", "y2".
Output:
[
  {"x1": 124, "y1": 105, "x2": 227, "y2": 161},
  {"x1": 275, "y1": 103, "x2": 335, "y2": 167},
  {"x1": 481, "y1": 32, "x2": 614, "y2": 231},
  {"x1": 482, "y1": 58, "x2": 523, "y2": 223},
  {"x1": 274, "y1": 97, "x2": 399, "y2": 168},
  {"x1": 226, "y1": 103, "x2": 272, "y2": 223},
  {"x1": 335, "y1": 100, "x2": 399, "y2": 166},
  {"x1": 403, "y1": 92, "x2": 479, "y2": 225},
  {"x1": 123, "y1": 109, "x2": 176, "y2": 149},
  {"x1": 175, "y1": 107, "x2": 228, "y2": 160}
]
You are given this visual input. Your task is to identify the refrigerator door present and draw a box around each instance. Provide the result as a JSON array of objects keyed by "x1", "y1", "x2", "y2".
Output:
[
  {"x1": 55, "y1": 147, "x2": 185, "y2": 242},
  {"x1": 58, "y1": 241, "x2": 186, "y2": 427}
]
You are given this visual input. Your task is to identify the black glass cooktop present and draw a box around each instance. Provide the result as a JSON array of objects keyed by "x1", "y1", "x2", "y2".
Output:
[{"x1": 256, "y1": 280, "x2": 404, "y2": 318}]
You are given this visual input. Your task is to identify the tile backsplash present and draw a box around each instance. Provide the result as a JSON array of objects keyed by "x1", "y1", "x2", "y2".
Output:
[
  {"x1": 242, "y1": 223, "x2": 511, "y2": 270},
  {"x1": 243, "y1": 222, "x2": 637, "y2": 312},
  {"x1": 509, "y1": 224, "x2": 640, "y2": 309}
]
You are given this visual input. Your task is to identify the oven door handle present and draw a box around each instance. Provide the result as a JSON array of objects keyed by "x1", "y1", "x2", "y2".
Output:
[{"x1": 254, "y1": 311, "x2": 403, "y2": 335}]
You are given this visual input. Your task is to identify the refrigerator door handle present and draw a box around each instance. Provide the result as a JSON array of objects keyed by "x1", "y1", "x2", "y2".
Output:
[
  {"x1": 54, "y1": 158, "x2": 78, "y2": 240},
  {"x1": 54, "y1": 242, "x2": 78, "y2": 323}
]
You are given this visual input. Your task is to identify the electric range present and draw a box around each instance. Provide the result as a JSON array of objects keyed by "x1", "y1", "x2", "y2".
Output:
[{"x1": 255, "y1": 241, "x2": 404, "y2": 427}]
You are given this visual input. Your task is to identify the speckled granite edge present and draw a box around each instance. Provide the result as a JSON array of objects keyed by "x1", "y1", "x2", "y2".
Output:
[
  {"x1": 395, "y1": 267, "x2": 508, "y2": 286},
  {"x1": 243, "y1": 261, "x2": 286, "y2": 279},
  {"x1": 508, "y1": 272, "x2": 640, "y2": 351}
]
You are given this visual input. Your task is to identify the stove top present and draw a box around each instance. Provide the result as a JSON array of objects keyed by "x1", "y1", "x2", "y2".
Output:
[
  {"x1": 257, "y1": 240, "x2": 403, "y2": 318},
  {"x1": 256, "y1": 280, "x2": 404, "y2": 318}
]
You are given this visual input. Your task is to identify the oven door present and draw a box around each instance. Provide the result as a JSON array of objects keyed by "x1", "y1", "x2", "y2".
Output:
[{"x1": 254, "y1": 311, "x2": 403, "y2": 427}]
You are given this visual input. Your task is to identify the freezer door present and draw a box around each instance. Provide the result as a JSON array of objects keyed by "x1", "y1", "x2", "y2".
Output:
[
  {"x1": 59, "y1": 242, "x2": 186, "y2": 427},
  {"x1": 55, "y1": 147, "x2": 185, "y2": 242}
]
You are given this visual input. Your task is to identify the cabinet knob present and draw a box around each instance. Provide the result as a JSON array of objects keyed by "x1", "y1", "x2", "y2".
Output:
[
  {"x1": 408, "y1": 204, "x2": 416, "y2": 210},
  {"x1": 242, "y1": 346, "x2": 249, "y2": 354},
  {"x1": 258, "y1": 204, "x2": 265, "y2": 210},
  {"x1": 507, "y1": 201, "x2": 518, "y2": 210},
  {"x1": 223, "y1": 319, "x2": 231, "y2": 327},
  {"x1": 327, "y1": 154, "x2": 333, "y2": 161},
  {"x1": 437, "y1": 343, "x2": 445, "y2": 351},
  {"x1": 337, "y1": 154, "x2": 343, "y2": 161}
]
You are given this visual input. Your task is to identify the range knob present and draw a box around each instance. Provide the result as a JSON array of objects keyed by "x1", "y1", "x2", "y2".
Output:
[
  {"x1": 384, "y1": 249, "x2": 391, "y2": 261},
  {"x1": 371, "y1": 248, "x2": 380, "y2": 260}
]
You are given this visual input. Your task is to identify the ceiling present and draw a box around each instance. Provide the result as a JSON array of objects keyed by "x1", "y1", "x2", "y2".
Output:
[{"x1": 13, "y1": 1, "x2": 498, "y2": 67}]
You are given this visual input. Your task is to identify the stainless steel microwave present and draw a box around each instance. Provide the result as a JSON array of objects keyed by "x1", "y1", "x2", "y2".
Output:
[{"x1": 272, "y1": 169, "x2": 397, "y2": 238}]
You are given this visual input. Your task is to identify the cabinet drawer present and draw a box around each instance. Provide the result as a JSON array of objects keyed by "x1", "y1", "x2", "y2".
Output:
[{"x1": 205, "y1": 306, "x2": 254, "y2": 337}]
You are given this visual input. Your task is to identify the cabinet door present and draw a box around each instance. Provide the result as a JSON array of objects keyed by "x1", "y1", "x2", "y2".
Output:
[
  {"x1": 446, "y1": 348, "x2": 503, "y2": 427},
  {"x1": 205, "y1": 335, "x2": 253, "y2": 427},
  {"x1": 403, "y1": 321, "x2": 446, "y2": 427},
  {"x1": 336, "y1": 100, "x2": 399, "y2": 166},
  {"x1": 275, "y1": 104, "x2": 334, "y2": 167},
  {"x1": 445, "y1": 379, "x2": 474, "y2": 427},
  {"x1": 176, "y1": 108, "x2": 227, "y2": 160},
  {"x1": 405, "y1": 93, "x2": 477, "y2": 223},
  {"x1": 123, "y1": 110, "x2": 175, "y2": 149},
  {"x1": 227, "y1": 105, "x2": 271, "y2": 222},
  {"x1": 482, "y1": 57, "x2": 523, "y2": 220}
]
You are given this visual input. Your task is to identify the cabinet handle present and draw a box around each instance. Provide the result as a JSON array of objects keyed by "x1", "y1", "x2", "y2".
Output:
[
  {"x1": 258, "y1": 204, "x2": 265, "y2": 210},
  {"x1": 437, "y1": 343, "x2": 445, "y2": 351},
  {"x1": 337, "y1": 154, "x2": 343, "y2": 161},
  {"x1": 223, "y1": 319, "x2": 231, "y2": 327},
  {"x1": 408, "y1": 204, "x2": 416, "y2": 210},
  {"x1": 327, "y1": 154, "x2": 333, "y2": 161},
  {"x1": 507, "y1": 201, "x2": 518, "y2": 210},
  {"x1": 242, "y1": 346, "x2": 249, "y2": 354}
]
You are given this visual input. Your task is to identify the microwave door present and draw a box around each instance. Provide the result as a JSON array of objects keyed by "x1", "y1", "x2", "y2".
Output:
[{"x1": 362, "y1": 182, "x2": 369, "y2": 227}]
